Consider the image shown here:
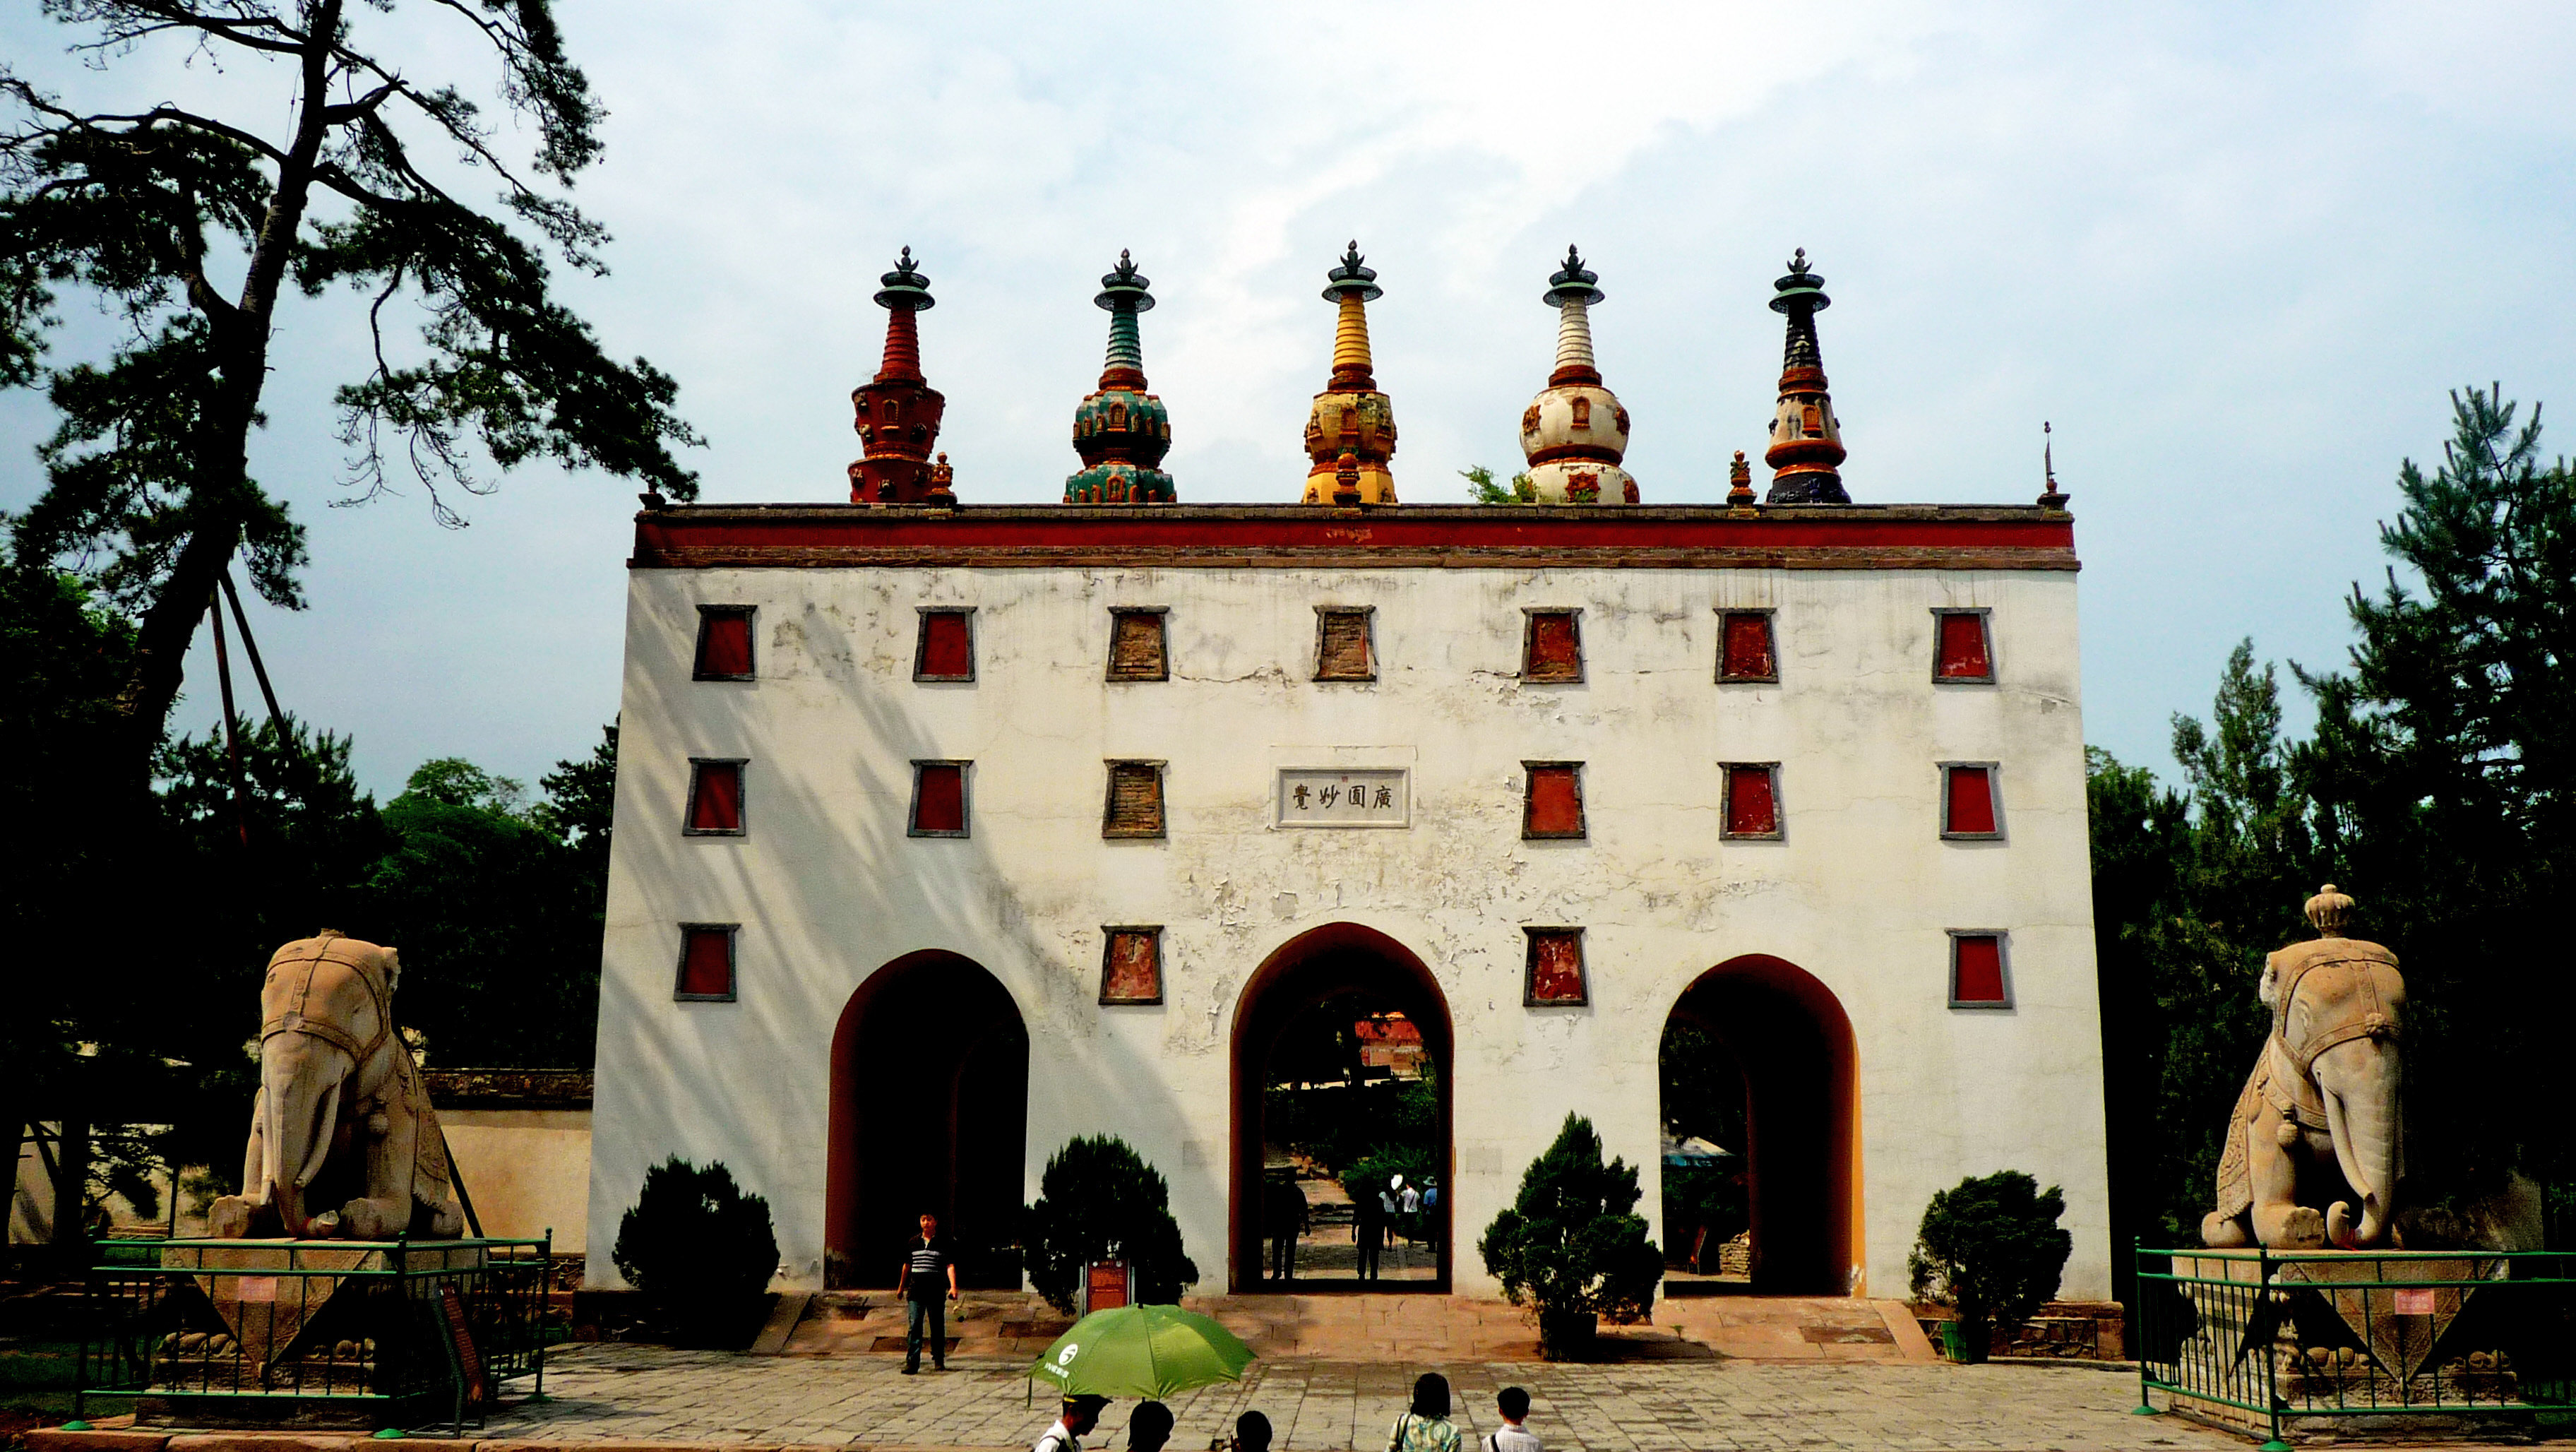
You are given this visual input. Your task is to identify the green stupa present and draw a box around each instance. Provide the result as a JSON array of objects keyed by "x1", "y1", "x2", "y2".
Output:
[{"x1": 1063, "y1": 251, "x2": 1177, "y2": 504}]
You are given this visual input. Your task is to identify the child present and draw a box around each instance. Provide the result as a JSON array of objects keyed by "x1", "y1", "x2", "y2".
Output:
[{"x1": 1485, "y1": 1386, "x2": 1542, "y2": 1452}]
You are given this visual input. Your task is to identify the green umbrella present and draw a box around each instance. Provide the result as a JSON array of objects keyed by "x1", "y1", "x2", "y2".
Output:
[{"x1": 1027, "y1": 1304, "x2": 1256, "y2": 1400}]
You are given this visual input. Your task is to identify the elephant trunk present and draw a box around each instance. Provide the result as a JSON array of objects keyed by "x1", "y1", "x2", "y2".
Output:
[
  {"x1": 259, "y1": 1038, "x2": 351, "y2": 1238},
  {"x1": 2317, "y1": 1036, "x2": 2401, "y2": 1248}
]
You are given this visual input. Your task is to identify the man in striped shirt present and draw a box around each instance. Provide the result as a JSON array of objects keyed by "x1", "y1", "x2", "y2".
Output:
[{"x1": 898, "y1": 1211, "x2": 958, "y2": 1373}]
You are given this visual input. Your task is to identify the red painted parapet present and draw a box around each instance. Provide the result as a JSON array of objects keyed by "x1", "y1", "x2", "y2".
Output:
[{"x1": 632, "y1": 502, "x2": 2078, "y2": 573}]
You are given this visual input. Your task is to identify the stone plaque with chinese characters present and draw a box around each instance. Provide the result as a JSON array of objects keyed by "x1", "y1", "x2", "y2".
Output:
[{"x1": 1277, "y1": 769, "x2": 1409, "y2": 828}]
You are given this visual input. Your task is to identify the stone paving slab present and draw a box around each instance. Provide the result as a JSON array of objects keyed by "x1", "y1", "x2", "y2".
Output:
[{"x1": 439, "y1": 1342, "x2": 2245, "y2": 1451}]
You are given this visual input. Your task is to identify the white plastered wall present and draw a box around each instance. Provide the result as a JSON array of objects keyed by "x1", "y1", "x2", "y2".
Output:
[{"x1": 583, "y1": 562, "x2": 2108, "y2": 1300}]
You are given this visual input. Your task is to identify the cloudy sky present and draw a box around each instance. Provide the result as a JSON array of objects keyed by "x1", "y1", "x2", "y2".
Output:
[{"x1": 5, "y1": 1, "x2": 2572, "y2": 802}]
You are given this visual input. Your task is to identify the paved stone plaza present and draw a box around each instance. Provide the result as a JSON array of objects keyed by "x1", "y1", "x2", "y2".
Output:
[{"x1": 479, "y1": 1343, "x2": 2239, "y2": 1451}]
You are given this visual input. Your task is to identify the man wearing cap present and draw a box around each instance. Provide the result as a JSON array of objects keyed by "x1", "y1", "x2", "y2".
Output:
[{"x1": 1034, "y1": 1396, "x2": 1109, "y2": 1452}]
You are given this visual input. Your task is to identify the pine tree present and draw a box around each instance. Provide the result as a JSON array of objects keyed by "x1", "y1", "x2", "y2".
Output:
[{"x1": 1, "y1": 3, "x2": 701, "y2": 781}]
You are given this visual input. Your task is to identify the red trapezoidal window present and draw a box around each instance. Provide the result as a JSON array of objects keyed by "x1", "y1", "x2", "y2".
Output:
[
  {"x1": 685, "y1": 760, "x2": 744, "y2": 835},
  {"x1": 910, "y1": 761, "x2": 969, "y2": 836},
  {"x1": 694, "y1": 607, "x2": 755, "y2": 680},
  {"x1": 1722, "y1": 764, "x2": 1780, "y2": 838},
  {"x1": 1943, "y1": 765, "x2": 1999, "y2": 838},
  {"x1": 676, "y1": 924, "x2": 737, "y2": 1001},
  {"x1": 1524, "y1": 927, "x2": 1588, "y2": 1006},
  {"x1": 1523, "y1": 610, "x2": 1582, "y2": 682},
  {"x1": 1934, "y1": 611, "x2": 1993, "y2": 682},
  {"x1": 1717, "y1": 611, "x2": 1777, "y2": 683},
  {"x1": 916, "y1": 609, "x2": 975, "y2": 682},
  {"x1": 1522, "y1": 762, "x2": 1585, "y2": 839},
  {"x1": 1950, "y1": 934, "x2": 2010, "y2": 1006}
]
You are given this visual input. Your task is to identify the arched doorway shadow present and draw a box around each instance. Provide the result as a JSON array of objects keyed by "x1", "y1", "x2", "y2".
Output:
[
  {"x1": 1231, "y1": 923, "x2": 1453, "y2": 1292},
  {"x1": 825, "y1": 951, "x2": 1028, "y2": 1288},
  {"x1": 1662, "y1": 955, "x2": 1860, "y2": 1294}
]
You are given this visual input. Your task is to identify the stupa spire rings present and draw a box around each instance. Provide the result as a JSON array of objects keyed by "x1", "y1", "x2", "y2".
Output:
[
  {"x1": 848, "y1": 246, "x2": 950, "y2": 503},
  {"x1": 1763, "y1": 245, "x2": 1850, "y2": 504},
  {"x1": 1301, "y1": 241, "x2": 1397, "y2": 504},
  {"x1": 1516, "y1": 244, "x2": 1635, "y2": 504},
  {"x1": 1063, "y1": 249, "x2": 1176, "y2": 504}
]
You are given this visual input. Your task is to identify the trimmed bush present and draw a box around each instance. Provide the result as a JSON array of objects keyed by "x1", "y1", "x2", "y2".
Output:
[
  {"x1": 1477, "y1": 1114, "x2": 1663, "y2": 1359},
  {"x1": 1908, "y1": 1170, "x2": 2072, "y2": 1362},
  {"x1": 1023, "y1": 1136, "x2": 1199, "y2": 1314},
  {"x1": 612, "y1": 1157, "x2": 778, "y2": 1345}
]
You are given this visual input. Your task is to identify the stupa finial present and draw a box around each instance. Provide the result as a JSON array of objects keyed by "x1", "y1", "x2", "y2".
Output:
[
  {"x1": 847, "y1": 246, "x2": 949, "y2": 503},
  {"x1": 1301, "y1": 241, "x2": 1397, "y2": 504}
]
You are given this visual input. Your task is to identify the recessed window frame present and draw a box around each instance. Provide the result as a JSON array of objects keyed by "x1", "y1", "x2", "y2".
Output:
[
  {"x1": 1521, "y1": 760, "x2": 1587, "y2": 840},
  {"x1": 1719, "y1": 761, "x2": 1784, "y2": 840},
  {"x1": 1940, "y1": 761, "x2": 2004, "y2": 840},
  {"x1": 1313, "y1": 605, "x2": 1378, "y2": 682},
  {"x1": 682, "y1": 756, "x2": 749, "y2": 837},
  {"x1": 1099, "y1": 925, "x2": 1165, "y2": 1006},
  {"x1": 907, "y1": 758, "x2": 972, "y2": 838},
  {"x1": 914, "y1": 605, "x2": 978, "y2": 683},
  {"x1": 1102, "y1": 758, "x2": 1169, "y2": 840},
  {"x1": 1715, "y1": 607, "x2": 1779, "y2": 684},
  {"x1": 674, "y1": 922, "x2": 739, "y2": 1003},
  {"x1": 1931, "y1": 607, "x2": 1996, "y2": 684},
  {"x1": 692, "y1": 605, "x2": 757, "y2": 682},
  {"x1": 1106, "y1": 606, "x2": 1171, "y2": 682},
  {"x1": 1520, "y1": 607, "x2": 1585, "y2": 684},
  {"x1": 1522, "y1": 926, "x2": 1590, "y2": 1007},
  {"x1": 1947, "y1": 929, "x2": 2015, "y2": 1010}
]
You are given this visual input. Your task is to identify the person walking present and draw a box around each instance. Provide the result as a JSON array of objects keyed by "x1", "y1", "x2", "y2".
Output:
[
  {"x1": 1482, "y1": 1387, "x2": 1542, "y2": 1452},
  {"x1": 896, "y1": 1210, "x2": 958, "y2": 1374},
  {"x1": 1354, "y1": 1182, "x2": 1384, "y2": 1281},
  {"x1": 1385, "y1": 1373, "x2": 1462, "y2": 1452},
  {"x1": 1034, "y1": 1396, "x2": 1109, "y2": 1452}
]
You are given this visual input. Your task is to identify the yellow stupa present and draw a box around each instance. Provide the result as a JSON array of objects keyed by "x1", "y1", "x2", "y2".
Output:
[{"x1": 1300, "y1": 241, "x2": 1398, "y2": 504}]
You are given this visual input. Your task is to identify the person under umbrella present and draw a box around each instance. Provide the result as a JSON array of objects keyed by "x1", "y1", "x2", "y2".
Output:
[{"x1": 1034, "y1": 1395, "x2": 1109, "y2": 1452}]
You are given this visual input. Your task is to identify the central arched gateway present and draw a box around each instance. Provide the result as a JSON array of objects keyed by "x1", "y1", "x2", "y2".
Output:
[
  {"x1": 1662, "y1": 954, "x2": 1861, "y2": 1294},
  {"x1": 825, "y1": 951, "x2": 1028, "y2": 1288},
  {"x1": 1230, "y1": 923, "x2": 1453, "y2": 1292}
]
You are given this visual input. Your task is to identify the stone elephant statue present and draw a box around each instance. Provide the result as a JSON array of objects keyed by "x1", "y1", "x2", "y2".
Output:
[
  {"x1": 2203, "y1": 886, "x2": 2403, "y2": 1250},
  {"x1": 210, "y1": 931, "x2": 466, "y2": 1240}
]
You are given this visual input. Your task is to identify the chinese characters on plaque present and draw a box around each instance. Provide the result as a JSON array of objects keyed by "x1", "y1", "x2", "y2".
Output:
[{"x1": 1276, "y1": 768, "x2": 1409, "y2": 828}]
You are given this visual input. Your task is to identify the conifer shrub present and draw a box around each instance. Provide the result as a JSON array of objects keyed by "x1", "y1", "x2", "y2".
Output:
[
  {"x1": 612, "y1": 1157, "x2": 779, "y2": 1345},
  {"x1": 1477, "y1": 1114, "x2": 1663, "y2": 1359},
  {"x1": 1907, "y1": 1170, "x2": 2072, "y2": 1362},
  {"x1": 1023, "y1": 1136, "x2": 1199, "y2": 1314}
]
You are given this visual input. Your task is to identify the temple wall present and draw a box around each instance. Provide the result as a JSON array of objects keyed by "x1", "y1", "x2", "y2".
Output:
[{"x1": 583, "y1": 560, "x2": 2108, "y2": 1299}]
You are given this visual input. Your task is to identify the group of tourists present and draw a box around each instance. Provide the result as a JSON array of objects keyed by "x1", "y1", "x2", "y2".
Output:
[
  {"x1": 1032, "y1": 1375, "x2": 1544, "y2": 1452},
  {"x1": 1355, "y1": 1172, "x2": 1441, "y2": 1280}
]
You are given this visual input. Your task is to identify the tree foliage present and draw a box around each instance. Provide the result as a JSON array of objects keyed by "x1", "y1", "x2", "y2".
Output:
[
  {"x1": 1460, "y1": 465, "x2": 1535, "y2": 504},
  {"x1": 1, "y1": 0, "x2": 700, "y2": 775},
  {"x1": 1477, "y1": 1113, "x2": 1662, "y2": 1354},
  {"x1": 1022, "y1": 1136, "x2": 1199, "y2": 1313},
  {"x1": 1908, "y1": 1170, "x2": 2071, "y2": 1352},
  {"x1": 612, "y1": 1157, "x2": 779, "y2": 1342}
]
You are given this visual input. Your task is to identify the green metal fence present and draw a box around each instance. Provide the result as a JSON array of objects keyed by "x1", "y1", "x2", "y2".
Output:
[
  {"x1": 2134, "y1": 1244, "x2": 2575, "y2": 1449},
  {"x1": 77, "y1": 1234, "x2": 554, "y2": 1436}
]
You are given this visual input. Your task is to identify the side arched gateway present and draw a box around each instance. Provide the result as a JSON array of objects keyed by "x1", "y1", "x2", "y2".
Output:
[
  {"x1": 1229, "y1": 923, "x2": 1453, "y2": 1292},
  {"x1": 825, "y1": 951, "x2": 1027, "y2": 1288},
  {"x1": 1661, "y1": 954, "x2": 1861, "y2": 1294}
]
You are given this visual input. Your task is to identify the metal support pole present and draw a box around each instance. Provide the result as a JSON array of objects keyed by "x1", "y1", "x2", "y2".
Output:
[
  {"x1": 2132, "y1": 1239, "x2": 2158, "y2": 1415},
  {"x1": 217, "y1": 569, "x2": 287, "y2": 732},
  {"x1": 208, "y1": 598, "x2": 249, "y2": 850},
  {"x1": 2257, "y1": 1248, "x2": 2290, "y2": 1452}
]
